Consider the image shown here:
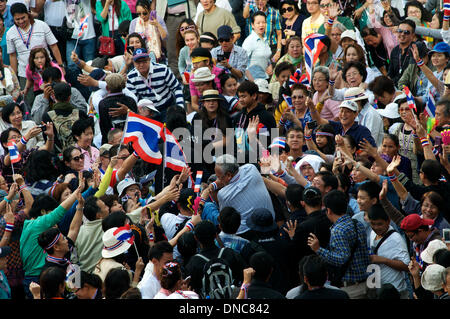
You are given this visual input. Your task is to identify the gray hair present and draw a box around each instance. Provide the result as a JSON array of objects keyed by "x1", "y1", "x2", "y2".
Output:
[
  {"x1": 332, "y1": 22, "x2": 347, "y2": 33},
  {"x1": 215, "y1": 154, "x2": 239, "y2": 175},
  {"x1": 312, "y1": 66, "x2": 330, "y2": 82}
]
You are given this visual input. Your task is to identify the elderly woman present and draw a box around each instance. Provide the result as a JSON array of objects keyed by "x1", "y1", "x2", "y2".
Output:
[
  {"x1": 311, "y1": 66, "x2": 341, "y2": 121},
  {"x1": 270, "y1": 36, "x2": 304, "y2": 83}
]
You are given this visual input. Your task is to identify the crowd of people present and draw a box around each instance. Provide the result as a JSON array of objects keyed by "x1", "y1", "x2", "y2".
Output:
[{"x1": 0, "y1": 0, "x2": 450, "y2": 301}]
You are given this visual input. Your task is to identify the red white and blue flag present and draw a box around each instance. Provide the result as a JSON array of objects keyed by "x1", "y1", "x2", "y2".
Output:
[
  {"x1": 303, "y1": 34, "x2": 327, "y2": 85},
  {"x1": 282, "y1": 94, "x2": 294, "y2": 111},
  {"x1": 164, "y1": 127, "x2": 188, "y2": 172},
  {"x1": 425, "y1": 91, "x2": 436, "y2": 118},
  {"x1": 194, "y1": 171, "x2": 203, "y2": 193},
  {"x1": 78, "y1": 15, "x2": 89, "y2": 37},
  {"x1": 123, "y1": 112, "x2": 164, "y2": 164},
  {"x1": 7, "y1": 142, "x2": 21, "y2": 164},
  {"x1": 113, "y1": 225, "x2": 134, "y2": 244},
  {"x1": 289, "y1": 68, "x2": 309, "y2": 88},
  {"x1": 269, "y1": 137, "x2": 286, "y2": 149},
  {"x1": 402, "y1": 86, "x2": 417, "y2": 112}
]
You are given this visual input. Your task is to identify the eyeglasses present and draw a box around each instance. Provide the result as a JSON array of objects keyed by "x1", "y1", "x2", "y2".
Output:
[
  {"x1": 292, "y1": 95, "x2": 305, "y2": 99},
  {"x1": 397, "y1": 29, "x2": 411, "y2": 35},
  {"x1": 280, "y1": 7, "x2": 294, "y2": 14},
  {"x1": 320, "y1": 3, "x2": 331, "y2": 8},
  {"x1": 218, "y1": 38, "x2": 231, "y2": 43},
  {"x1": 180, "y1": 25, "x2": 195, "y2": 32},
  {"x1": 137, "y1": 11, "x2": 148, "y2": 16},
  {"x1": 71, "y1": 154, "x2": 84, "y2": 162}
]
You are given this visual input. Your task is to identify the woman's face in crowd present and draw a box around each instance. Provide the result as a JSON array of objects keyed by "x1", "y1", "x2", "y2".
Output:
[
  {"x1": 252, "y1": 15, "x2": 267, "y2": 36},
  {"x1": 111, "y1": 200, "x2": 123, "y2": 213},
  {"x1": 180, "y1": 23, "x2": 195, "y2": 37},
  {"x1": 136, "y1": 5, "x2": 149, "y2": 22},
  {"x1": 256, "y1": 0, "x2": 268, "y2": 11},
  {"x1": 60, "y1": 188, "x2": 72, "y2": 202},
  {"x1": 331, "y1": 27, "x2": 342, "y2": 44},
  {"x1": 345, "y1": 66, "x2": 363, "y2": 87},
  {"x1": 128, "y1": 36, "x2": 142, "y2": 49},
  {"x1": 421, "y1": 197, "x2": 439, "y2": 220},
  {"x1": 407, "y1": 6, "x2": 422, "y2": 21},
  {"x1": 184, "y1": 32, "x2": 199, "y2": 50},
  {"x1": 7, "y1": 130, "x2": 21, "y2": 145},
  {"x1": 431, "y1": 52, "x2": 449, "y2": 69},
  {"x1": 315, "y1": 133, "x2": 328, "y2": 148},
  {"x1": 68, "y1": 149, "x2": 85, "y2": 171},
  {"x1": 292, "y1": 89, "x2": 306, "y2": 109},
  {"x1": 381, "y1": 138, "x2": 398, "y2": 158},
  {"x1": 76, "y1": 127, "x2": 94, "y2": 147},
  {"x1": 288, "y1": 39, "x2": 302, "y2": 58},
  {"x1": 203, "y1": 99, "x2": 219, "y2": 114},
  {"x1": 431, "y1": 13, "x2": 441, "y2": 29},
  {"x1": 351, "y1": 165, "x2": 366, "y2": 183},
  {"x1": 33, "y1": 51, "x2": 46, "y2": 69},
  {"x1": 281, "y1": 3, "x2": 296, "y2": 20},
  {"x1": 306, "y1": 0, "x2": 320, "y2": 14},
  {"x1": 399, "y1": 102, "x2": 414, "y2": 123},
  {"x1": 312, "y1": 71, "x2": 328, "y2": 92},
  {"x1": 383, "y1": 13, "x2": 393, "y2": 27},
  {"x1": 278, "y1": 69, "x2": 292, "y2": 85},
  {"x1": 194, "y1": 80, "x2": 213, "y2": 94},
  {"x1": 370, "y1": 161, "x2": 385, "y2": 175},
  {"x1": 300, "y1": 163, "x2": 315, "y2": 181},
  {"x1": 357, "y1": 189, "x2": 374, "y2": 213},
  {"x1": 9, "y1": 106, "x2": 22, "y2": 127},
  {"x1": 345, "y1": 47, "x2": 359, "y2": 63},
  {"x1": 223, "y1": 77, "x2": 238, "y2": 96}
]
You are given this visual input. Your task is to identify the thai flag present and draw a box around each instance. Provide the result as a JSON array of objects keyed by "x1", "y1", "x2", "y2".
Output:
[
  {"x1": 123, "y1": 112, "x2": 164, "y2": 164},
  {"x1": 164, "y1": 127, "x2": 188, "y2": 172},
  {"x1": 303, "y1": 34, "x2": 327, "y2": 84},
  {"x1": 7, "y1": 142, "x2": 21, "y2": 164},
  {"x1": 194, "y1": 171, "x2": 203, "y2": 193},
  {"x1": 402, "y1": 86, "x2": 417, "y2": 112},
  {"x1": 282, "y1": 94, "x2": 294, "y2": 111},
  {"x1": 78, "y1": 15, "x2": 89, "y2": 37},
  {"x1": 425, "y1": 91, "x2": 436, "y2": 118},
  {"x1": 269, "y1": 137, "x2": 286, "y2": 149},
  {"x1": 113, "y1": 225, "x2": 134, "y2": 244}
]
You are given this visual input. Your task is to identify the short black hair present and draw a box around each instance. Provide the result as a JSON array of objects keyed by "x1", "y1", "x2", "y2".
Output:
[
  {"x1": 323, "y1": 190, "x2": 348, "y2": 216},
  {"x1": 421, "y1": 159, "x2": 442, "y2": 183},
  {"x1": 368, "y1": 203, "x2": 389, "y2": 221},
  {"x1": 148, "y1": 241, "x2": 173, "y2": 261},
  {"x1": 320, "y1": 35, "x2": 331, "y2": 49},
  {"x1": 1, "y1": 127, "x2": 21, "y2": 153},
  {"x1": 42, "y1": 66, "x2": 62, "y2": 83},
  {"x1": 274, "y1": 61, "x2": 295, "y2": 78},
  {"x1": 37, "y1": 227, "x2": 61, "y2": 254},
  {"x1": 29, "y1": 194, "x2": 59, "y2": 219},
  {"x1": 285, "y1": 184, "x2": 305, "y2": 209},
  {"x1": 316, "y1": 171, "x2": 338, "y2": 191},
  {"x1": 84, "y1": 196, "x2": 101, "y2": 221},
  {"x1": 118, "y1": 20, "x2": 131, "y2": 37},
  {"x1": 436, "y1": 98, "x2": 450, "y2": 118},
  {"x1": 177, "y1": 188, "x2": 197, "y2": 211},
  {"x1": 303, "y1": 255, "x2": 327, "y2": 287},
  {"x1": 342, "y1": 61, "x2": 367, "y2": 83},
  {"x1": 194, "y1": 220, "x2": 217, "y2": 246},
  {"x1": 53, "y1": 82, "x2": 71, "y2": 102},
  {"x1": 250, "y1": 251, "x2": 274, "y2": 281},
  {"x1": 39, "y1": 267, "x2": 66, "y2": 299},
  {"x1": 237, "y1": 80, "x2": 259, "y2": 96},
  {"x1": 10, "y1": 3, "x2": 28, "y2": 15},
  {"x1": 399, "y1": 19, "x2": 416, "y2": 33},
  {"x1": 102, "y1": 211, "x2": 127, "y2": 231},
  {"x1": 218, "y1": 207, "x2": 241, "y2": 234},
  {"x1": 302, "y1": 187, "x2": 322, "y2": 208},
  {"x1": 434, "y1": 249, "x2": 450, "y2": 267},
  {"x1": 1, "y1": 102, "x2": 23, "y2": 124},
  {"x1": 358, "y1": 181, "x2": 381, "y2": 200},
  {"x1": 104, "y1": 268, "x2": 131, "y2": 299},
  {"x1": 368, "y1": 76, "x2": 396, "y2": 97},
  {"x1": 251, "y1": 10, "x2": 267, "y2": 24},
  {"x1": 72, "y1": 118, "x2": 94, "y2": 139}
]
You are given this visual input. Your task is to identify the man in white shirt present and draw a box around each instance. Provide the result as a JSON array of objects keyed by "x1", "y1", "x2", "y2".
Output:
[
  {"x1": 367, "y1": 204, "x2": 410, "y2": 299},
  {"x1": 138, "y1": 241, "x2": 173, "y2": 299}
]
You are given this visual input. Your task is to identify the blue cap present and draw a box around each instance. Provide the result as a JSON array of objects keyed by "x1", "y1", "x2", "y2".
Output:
[
  {"x1": 217, "y1": 25, "x2": 233, "y2": 41},
  {"x1": 133, "y1": 48, "x2": 150, "y2": 61},
  {"x1": 429, "y1": 42, "x2": 450, "y2": 57}
]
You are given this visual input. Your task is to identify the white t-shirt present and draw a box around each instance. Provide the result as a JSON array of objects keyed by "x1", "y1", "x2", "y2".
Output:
[
  {"x1": 43, "y1": 0, "x2": 66, "y2": 27},
  {"x1": 108, "y1": 6, "x2": 119, "y2": 31},
  {"x1": 160, "y1": 213, "x2": 191, "y2": 241},
  {"x1": 7, "y1": 0, "x2": 35, "y2": 9},
  {"x1": 167, "y1": 291, "x2": 199, "y2": 299},
  {"x1": 6, "y1": 19, "x2": 58, "y2": 77},
  {"x1": 137, "y1": 263, "x2": 161, "y2": 299}
]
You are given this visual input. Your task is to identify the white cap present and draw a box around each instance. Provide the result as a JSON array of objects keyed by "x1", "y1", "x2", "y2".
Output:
[
  {"x1": 420, "y1": 239, "x2": 448, "y2": 265},
  {"x1": 138, "y1": 99, "x2": 159, "y2": 113},
  {"x1": 421, "y1": 264, "x2": 446, "y2": 292},
  {"x1": 377, "y1": 102, "x2": 400, "y2": 119},
  {"x1": 341, "y1": 30, "x2": 357, "y2": 41},
  {"x1": 254, "y1": 78, "x2": 271, "y2": 94},
  {"x1": 339, "y1": 100, "x2": 358, "y2": 112},
  {"x1": 117, "y1": 178, "x2": 140, "y2": 197}
]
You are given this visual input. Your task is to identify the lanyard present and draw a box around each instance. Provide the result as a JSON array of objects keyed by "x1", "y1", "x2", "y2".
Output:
[
  {"x1": 398, "y1": 48, "x2": 410, "y2": 74},
  {"x1": 16, "y1": 24, "x2": 33, "y2": 49}
]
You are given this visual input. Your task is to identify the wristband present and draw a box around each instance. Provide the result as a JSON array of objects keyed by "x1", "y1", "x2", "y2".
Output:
[
  {"x1": 304, "y1": 135, "x2": 312, "y2": 140},
  {"x1": 20, "y1": 136, "x2": 28, "y2": 145},
  {"x1": 148, "y1": 232, "x2": 154, "y2": 242},
  {"x1": 329, "y1": 79, "x2": 335, "y2": 86},
  {"x1": 240, "y1": 283, "x2": 250, "y2": 299},
  {"x1": 326, "y1": 17, "x2": 335, "y2": 26},
  {"x1": 132, "y1": 151, "x2": 139, "y2": 158},
  {"x1": 388, "y1": 173, "x2": 397, "y2": 182},
  {"x1": 3, "y1": 198, "x2": 11, "y2": 203},
  {"x1": 5, "y1": 222, "x2": 14, "y2": 233},
  {"x1": 185, "y1": 221, "x2": 195, "y2": 231},
  {"x1": 19, "y1": 185, "x2": 27, "y2": 193},
  {"x1": 420, "y1": 137, "x2": 429, "y2": 147},
  {"x1": 211, "y1": 181, "x2": 218, "y2": 191},
  {"x1": 278, "y1": 118, "x2": 286, "y2": 126},
  {"x1": 416, "y1": 58, "x2": 425, "y2": 67},
  {"x1": 200, "y1": 198, "x2": 206, "y2": 204},
  {"x1": 272, "y1": 169, "x2": 286, "y2": 178}
]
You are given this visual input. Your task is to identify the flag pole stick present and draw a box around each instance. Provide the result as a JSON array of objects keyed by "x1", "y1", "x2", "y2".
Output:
[{"x1": 162, "y1": 126, "x2": 166, "y2": 191}]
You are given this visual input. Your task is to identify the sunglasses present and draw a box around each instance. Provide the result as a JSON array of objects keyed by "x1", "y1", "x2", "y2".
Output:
[
  {"x1": 218, "y1": 38, "x2": 231, "y2": 43},
  {"x1": 397, "y1": 29, "x2": 411, "y2": 35},
  {"x1": 180, "y1": 25, "x2": 195, "y2": 32},
  {"x1": 137, "y1": 11, "x2": 148, "y2": 16},
  {"x1": 72, "y1": 154, "x2": 84, "y2": 162},
  {"x1": 320, "y1": 3, "x2": 331, "y2": 8},
  {"x1": 281, "y1": 7, "x2": 294, "y2": 14}
]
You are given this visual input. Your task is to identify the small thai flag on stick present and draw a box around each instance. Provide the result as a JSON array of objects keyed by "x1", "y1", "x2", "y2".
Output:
[{"x1": 194, "y1": 171, "x2": 203, "y2": 193}]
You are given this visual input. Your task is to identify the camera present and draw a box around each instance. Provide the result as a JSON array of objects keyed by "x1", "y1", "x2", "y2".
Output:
[
  {"x1": 127, "y1": 46, "x2": 134, "y2": 54},
  {"x1": 444, "y1": 228, "x2": 450, "y2": 243},
  {"x1": 37, "y1": 124, "x2": 46, "y2": 132},
  {"x1": 216, "y1": 54, "x2": 225, "y2": 62},
  {"x1": 306, "y1": 120, "x2": 317, "y2": 130}
]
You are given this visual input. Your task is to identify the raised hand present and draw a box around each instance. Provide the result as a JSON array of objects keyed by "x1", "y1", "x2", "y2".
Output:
[
  {"x1": 329, "y1": 62, "x2": 338, "y2": 81},
  {"x1": 410, "y1": 43, "x2": 420, "y2": 62},
  {"x1": 379, "y1": 179, "x2": 388, "y2": 200},
  {"x1": 282, "y1": 220, "x2": 298, "y2": 240},
  {"x1": 386, "y1": 155, "x2": 401, "y2": 174},
  {"x1": 359, "y1": 138, "x2": 378, "y2": 158},
  {"x1": 328, "y1": 2, "x2": 341, "y2": 18}
]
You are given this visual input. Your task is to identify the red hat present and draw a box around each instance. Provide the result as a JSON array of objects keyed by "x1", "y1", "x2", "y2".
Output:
[{"x1": 400, "y1": 214, "x2": 434, "y2": 231}]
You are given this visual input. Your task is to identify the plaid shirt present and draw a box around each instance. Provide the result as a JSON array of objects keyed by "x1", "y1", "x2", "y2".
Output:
[
  {"x1": 317, "y1": 214, "x2": 370, "y2": 282},
  {"x1": 246, "y1": 5, "x2": 281, "y2": 46}
]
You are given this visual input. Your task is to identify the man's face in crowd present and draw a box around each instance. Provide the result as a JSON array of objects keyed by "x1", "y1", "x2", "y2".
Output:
[
  {"x1": 97, "y1": 199, "x2": 110, "y2": 218},
  {"x1": 404, "y1": 229, "x2": 429, "y2": 244},
  {"x1": 286, "y1": 130, "x2": 304, "y2": 151},
  {"x1": 13, "y1": 12, "x2": 29, "y2": 29},
  {"x1": 435, "y1": 104, "x2": 450, "y2": 126},
  {"x1": 109, "y1": 131, "x2": 123, "y2": 145},
  {"x1": 134, "y1": 57, "x2": 150, "y2": 75},
  {"x1": 397, "y1": 23, "x2": 414, "y2": 46},
  {"x1": 214, "y1": 166, "x2": 234, "y2": 186},
  {"x1": 369, "y1": 218, "x2": 390, "y2": 237},
  {"x1": 200, "y1": 0, "x2": 214, "y2": 11},
  {"x1": 339, "y1": 107, "x2": 357, "y2": 127},
  {"x1": 153, "y1": 252, "x2": 174, "y2": 276},
  {"x1": 219, "y1": 37, "x2": 233, "y2": 53},
  {"x1": 357, "y1": 189, "x2": 376, "y2": 213},
  {"x1": 238, "y1": 91, "x2": 256, "y2": 109}
]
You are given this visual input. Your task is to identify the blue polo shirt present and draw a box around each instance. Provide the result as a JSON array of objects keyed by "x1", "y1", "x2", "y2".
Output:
[{"x1": 328, "y1": 120, "x2": 377, "y2": 147}]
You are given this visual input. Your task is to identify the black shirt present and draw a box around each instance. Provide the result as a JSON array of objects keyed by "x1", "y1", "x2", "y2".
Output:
[
  {"x1": 388, "y1": 41, "x2": 426, "y2": 86},
  {"x1": 247, "y1": 279, "x2": 286, "y2": 299},
  {"x1": 368, "y1": 42, "x2": 389, "y2": 69},
  {"x1": 294, "y1": 287, "x2": 349, "y2": 299}
]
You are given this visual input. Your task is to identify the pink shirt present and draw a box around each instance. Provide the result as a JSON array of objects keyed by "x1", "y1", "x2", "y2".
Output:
[
  {"x1": 370, "y1": 12, "x2": 398, "y2": 57},
  {"x1": 25, "y1": 62, "x2": 65, "y2": 92},
  {"x1": 189, "y1": 65, "x2": 223, "y2": 98},
  {"x1": 313, "y1": 91, "x2": 341, "y2": 121},
  {"x1": 77, "y1": 144, "x2": 100, "y2": 171}
]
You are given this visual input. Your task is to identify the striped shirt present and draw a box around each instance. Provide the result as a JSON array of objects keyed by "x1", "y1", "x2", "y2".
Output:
[
  {"x1": 246, "y1": 5, "x2": 281, "y2": 46},
  {"x1": 126, "y1": 62, "x2": 184, "y2": 110},
  {"x1": 317, "y1": 214, "x2": 370, "y2": 283}
]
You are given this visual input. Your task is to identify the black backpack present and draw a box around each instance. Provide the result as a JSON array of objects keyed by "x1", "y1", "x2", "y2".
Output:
[{"x1": 195, "y1": 247, "x2": 234, "y2": 299}]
